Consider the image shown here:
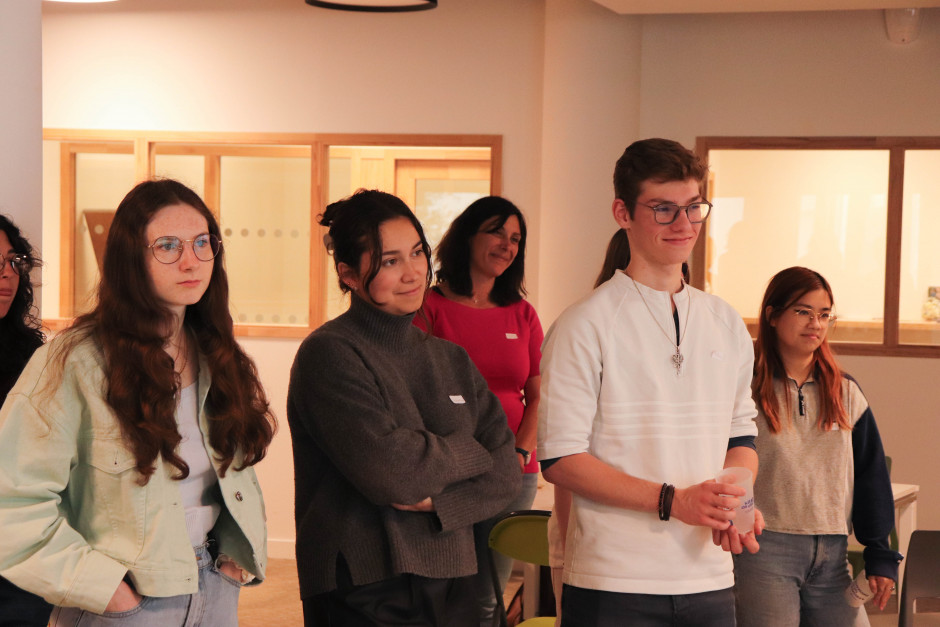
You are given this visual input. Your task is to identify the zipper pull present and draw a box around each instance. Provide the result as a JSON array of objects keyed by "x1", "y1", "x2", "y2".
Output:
[{"x1": 798, "y1": 387, "x2": 806, "y2": 416}]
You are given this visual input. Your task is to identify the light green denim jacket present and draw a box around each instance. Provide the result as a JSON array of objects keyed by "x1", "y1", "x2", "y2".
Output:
[{"x1": 0, "y1": 335, "x2": 267, "y2": 614}]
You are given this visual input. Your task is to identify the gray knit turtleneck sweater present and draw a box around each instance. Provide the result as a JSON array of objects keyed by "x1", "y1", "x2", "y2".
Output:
[{"x1": 287, "y1": 295, "x2": 521, "y2": 598}]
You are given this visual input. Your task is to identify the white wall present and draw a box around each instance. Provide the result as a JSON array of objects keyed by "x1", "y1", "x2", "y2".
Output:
[
  {"x1": 538, "y1": 0, "x2": 642, "y2": 323},
  {"x1": 35, "y1": 0, "x2": 940, "y2": 552},
  {"x1": 1, "y1": 0, "x2": 42, "y2": 260}
]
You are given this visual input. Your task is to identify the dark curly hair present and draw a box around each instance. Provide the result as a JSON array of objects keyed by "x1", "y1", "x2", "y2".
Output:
[{"x1": 0, "y1": 214, "x2": 44, "y2": 398}]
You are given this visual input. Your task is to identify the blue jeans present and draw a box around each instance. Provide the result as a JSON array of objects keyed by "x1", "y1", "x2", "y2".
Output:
[
  {"x1": 49, "y1": 545, "x2": 242, "y2": 627},
  {"x1": 562, "y1": 584, "x2": 736, "y2": 627},
  {"x1": 473, "y1": 471, "x2": 539, "y2": 627},
  {"x1": 733, "y1": 530, "x2": 868, "y2": 627}
]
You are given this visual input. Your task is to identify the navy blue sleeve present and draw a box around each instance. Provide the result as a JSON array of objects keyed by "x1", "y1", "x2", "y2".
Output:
[
  {"x1": 728, "y1": 435, "x2": 756, "y2": 452},
  {"x1": 539, "y1": 457, "x2": 560, "y2": 472},
  {"x1": 851, "y1": 403, "x2": 902, "y2": 581}
]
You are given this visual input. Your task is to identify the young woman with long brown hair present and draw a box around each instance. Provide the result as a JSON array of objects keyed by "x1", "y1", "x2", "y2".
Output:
[
  {"x1": 733, "y1": 266, "x2": 900, "y2": 626},
  {"x1": 0, "y1": 179, "x2": 275, "y2": 626}
]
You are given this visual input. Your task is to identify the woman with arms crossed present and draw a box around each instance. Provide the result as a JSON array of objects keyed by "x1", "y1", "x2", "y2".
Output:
[
  {"x1": 287, "y1": 190, "x2": 520, "y2": 626},
  {"x1": 415, "y1": 196, "x2": 543, "y2": 626},
  {"x1": 0, "y1": 180, "x2": 275, "y2": 625},
  {"x1": 734, "y1": 266, "x2": 900, "y2": 626}
]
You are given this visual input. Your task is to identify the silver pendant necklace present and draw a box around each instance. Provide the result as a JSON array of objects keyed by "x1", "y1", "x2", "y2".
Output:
[{"x1": 630, "y1": 276, "x2": 691, "y2": 376}]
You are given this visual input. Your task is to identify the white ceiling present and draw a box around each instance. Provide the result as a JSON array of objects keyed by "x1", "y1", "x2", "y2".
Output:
[{"x1": 589, "y1": 0, "x2": 940, "y2": 14}]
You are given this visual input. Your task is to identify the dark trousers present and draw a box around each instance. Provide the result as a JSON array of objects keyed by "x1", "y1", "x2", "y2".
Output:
[
  {"x1": 302, "y1": 555, "x2": 477, "y2": 627},
  {"x1": 0, "y1": 576, "x2": 53, "y2": 627},
  {"x1": 562, "y1": 584, "x2": 736, "y2": 627}
]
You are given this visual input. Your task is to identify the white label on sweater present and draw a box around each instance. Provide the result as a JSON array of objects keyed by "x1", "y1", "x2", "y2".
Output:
[
  {"x1": 449, "y1": 395, "x2": 466, "y2": 404},
  {"x1": 505, "y1": 333, "x2": 518, "y2": 339}
]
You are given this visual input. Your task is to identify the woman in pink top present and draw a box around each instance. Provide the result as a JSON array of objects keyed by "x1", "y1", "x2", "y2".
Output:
[{"x1": 415, "y1": 196, "x2": 542, "y2": 627}]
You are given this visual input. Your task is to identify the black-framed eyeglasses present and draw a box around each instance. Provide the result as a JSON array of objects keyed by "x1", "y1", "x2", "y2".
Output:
[
  {"x1": 0, "y1": 253, "x2": 30, "y2": 275},
  {"x1": 147, "y1": 233, "x2": 221, "y2": 264},
  {"x1": 790, "y1": 307, "x2": 837, "y2": 326},
  {"x1": 637, "y1": 200, "x2": 713, "y2": 225}
]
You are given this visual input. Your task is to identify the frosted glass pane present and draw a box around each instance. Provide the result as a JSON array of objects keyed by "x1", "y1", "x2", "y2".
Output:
[
  {"x1": 899, "y1": 150, "x2": 940, "y2": 346},
  {"x1": 74, "y1": 152, "x2": 135, "y2": 314},
  {"x1": 220, "y1": 155, "x2": 311, "y2": 327},
  {"x1": 708, "y1": 150, "x2": 889, "y2": 344}
]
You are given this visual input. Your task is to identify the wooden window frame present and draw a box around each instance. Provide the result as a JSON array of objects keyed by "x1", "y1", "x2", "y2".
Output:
[
  {"x1": 43, "y1": 129, "x2": 502, "y2": 338},
  {"x1": 693, "y1": 136, "x2": 940, "y2": 358}
]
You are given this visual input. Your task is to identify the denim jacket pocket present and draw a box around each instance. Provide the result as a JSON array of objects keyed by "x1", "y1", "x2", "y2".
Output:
[
  {"x1": 79, "y1": 438, "x2": 144, "y2": 554},
  {"x1": 87, "y1": 438, "x2": 137, "y2": 475}
]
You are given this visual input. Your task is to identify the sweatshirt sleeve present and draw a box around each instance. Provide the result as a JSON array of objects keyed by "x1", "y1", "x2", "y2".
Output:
[
  {"x1": 432, "y1": 357, "x2": 521, "y2": 532},
  {"x1": 850, "y1": 386, "x2": 902, "y2": 581},
  {"x1": 729, "y1": 314, "x2": 759, "y2": 439},
  {"x1": 287, "y1": 333, "x2": 498, "y2": 510},
  {"x1": 0, "y1": 356, "x2": 128, "y2": 613},
  {"x1": 537, "y1": 310, "x2": 604, "y2": 461}
]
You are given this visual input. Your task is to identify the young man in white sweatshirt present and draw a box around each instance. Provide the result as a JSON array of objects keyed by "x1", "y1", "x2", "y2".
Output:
[{"x1": 538, "y1": 138, "x2": 761, "y2": 626}]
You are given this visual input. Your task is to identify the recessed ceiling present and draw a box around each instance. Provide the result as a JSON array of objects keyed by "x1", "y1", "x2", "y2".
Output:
[{"x1": 589, "y1": 0, "x2": 940, "y2": 14}]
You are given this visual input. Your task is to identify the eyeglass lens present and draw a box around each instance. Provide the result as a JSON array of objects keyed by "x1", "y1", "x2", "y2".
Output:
[
  {"x1": 652, "y1": 202, "x2": 711, "y2": 224},
  {"x1": 0, "y1": 254, "x2": 27, "y2": 275},
  {"x1": 150, "y1": 234, "x2": 221, "y2": 264},
  {"x1": 793, "y1": 308, "x2": 835, "y2": 324}
]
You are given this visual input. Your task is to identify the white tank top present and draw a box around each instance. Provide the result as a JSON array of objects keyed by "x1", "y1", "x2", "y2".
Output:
[{"x1": 176, "y1": 381, "x2": 222, "y2": 547}]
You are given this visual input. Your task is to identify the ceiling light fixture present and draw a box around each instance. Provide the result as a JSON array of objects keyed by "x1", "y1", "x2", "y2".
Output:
[{"x1": 305, "y1": 0, "x2": 436, "y2": 12}]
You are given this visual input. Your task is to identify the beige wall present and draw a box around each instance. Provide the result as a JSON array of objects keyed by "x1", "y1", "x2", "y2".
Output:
[
  {"x1": 1, "y1": 0, "x2": 42, "y2": 256},
  {"x1": 41, "y1": 0, "x2": 548, "y2": 558},
  {"x1": 33, "y1": 0, "x2": 940, "y2": 554},
  {"x1": 637, "y1": 8, "x2": 940, "y2": 533}
]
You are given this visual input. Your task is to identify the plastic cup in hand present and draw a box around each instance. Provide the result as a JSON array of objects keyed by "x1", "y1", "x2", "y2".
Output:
[
  {"x1": 844, "y1": 569, "x2": 874, "y2": 607},
  {"x1": 716, "y1": 466, "x2": 755, "y2": 534}
]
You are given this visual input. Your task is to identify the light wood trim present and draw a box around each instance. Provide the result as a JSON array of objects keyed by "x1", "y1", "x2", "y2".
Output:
[
  {"x1": 314, "y1": 133, "x2": 502, "y2": 149},
  {"x1": 742, "y1": 318, "x2": 940, "y2": 357},
  {"x1": 691, "y1": 138, "x2": 709, "y2": 289},
  {"x1": 65, "y1": 142, "x2": 134, "y2": 155},
  {"x1": 204, "y1": 155, "x2": 221, "y2": 217},
  {"x1": 489, "y1": 135, "x2": 503, "y2": 195},
  {"x1": 45, "y1": 128, "x2": 319, "y2": 145},
  {"x1": 883, "y1": 148, "x2": 905, "y2": 347},
  {"x1": 59, "y1": 144, "x2": 76, "y2": 317},
  {"x1": 45, "y1": 130, "x2": 502, "y2": 338},
  {"x1": 234, "y1": 325, "x2": 311, "y2": 339},
  {"x1": 696, "y1": 136, "x2": 940, "y2": 151},
  {"x1": 134, "y1": 137, "x2": 152, "y2": 182},
  {"x1": 311, "y1": 140, "x2": 330, "y2": 328},
  {"x1": 154, "y1": 145, "x2": 311, "y2": 158},
  {"x1": 330, "y1": 146, "x2": 490, "y2": 161}
]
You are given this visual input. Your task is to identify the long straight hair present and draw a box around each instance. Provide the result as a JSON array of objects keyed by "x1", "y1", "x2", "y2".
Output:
[{"x1": 754, "y1": 266, "x2": 849, "y2": 433}]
